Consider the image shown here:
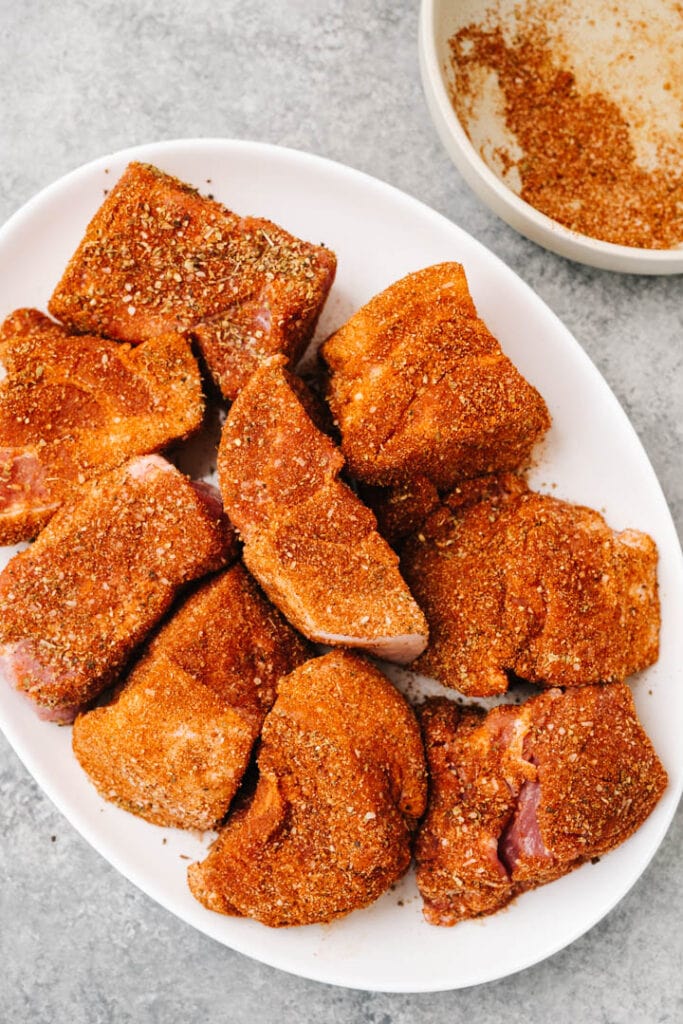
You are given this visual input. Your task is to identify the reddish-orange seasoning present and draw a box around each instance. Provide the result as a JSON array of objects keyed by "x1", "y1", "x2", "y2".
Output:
[{"x1": 450, "y1": 19, "x2": 683, "y2": 249}]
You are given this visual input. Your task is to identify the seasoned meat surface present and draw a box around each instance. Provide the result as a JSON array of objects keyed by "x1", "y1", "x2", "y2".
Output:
[
  {"x1": 321, "y1": 263, "x2": 550, "y2": 489},
  {"x1": 0, "y1": 455, "x2": 235, "y2": 722},
  {"x1": 0, "y1": 308, "x2": 204, "y2": 544},
  {"x1": 218, "y1": 355, "x2": 428, "y2": 663},
  {"x1": 49, "y1": 162, "x2": 336, "y2": 400},
  {"x1": 402, "y1": 475, "x2": 659, "y2": 695},
  {"x1": 416, "y1": 685, "x2": 667, "y2": 926},
  {"x1": 73, "y1": 564, "x2": 310, "y2": 829},
  {"x1": 361, "y1": 475, "x2": 441, "y2": 547},
  {"x1": 188, "y1": 650, "x2": 427, "y2": 926}
]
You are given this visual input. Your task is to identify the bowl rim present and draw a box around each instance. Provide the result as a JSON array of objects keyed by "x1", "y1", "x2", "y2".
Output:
[{"x1": 418, "y1": 0, "x2": 683, "y2": 274}]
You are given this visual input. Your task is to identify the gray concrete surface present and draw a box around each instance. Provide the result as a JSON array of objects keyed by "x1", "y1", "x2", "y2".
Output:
[{"x1": 0, "y1": 1, "x2": 681, "y2": 1021}]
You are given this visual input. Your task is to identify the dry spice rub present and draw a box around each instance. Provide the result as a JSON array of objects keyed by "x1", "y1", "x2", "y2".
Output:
[
  {"x1": 450, "y1": 11, "x2": 683, "y2": 248},
  {"x1": 49, "y1": 162, "x2": 336, "y2": 399}
]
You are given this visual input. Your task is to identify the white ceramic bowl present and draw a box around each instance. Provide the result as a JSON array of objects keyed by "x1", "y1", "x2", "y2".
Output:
[{"x1": 419, "y1": 0, "x2": 683, "y2": 274}]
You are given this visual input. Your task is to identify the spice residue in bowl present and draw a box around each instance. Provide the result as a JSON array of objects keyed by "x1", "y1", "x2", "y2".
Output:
[{"x1": 449, "y1": 0, "x2": 683, "y2": 249}]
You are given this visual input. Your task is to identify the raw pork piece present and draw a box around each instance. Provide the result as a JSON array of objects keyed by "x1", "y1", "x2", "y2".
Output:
[
  {"x1": 0, "y1": 455, "x2": 235, "y2": 722},
  {"x1": 360, "y1": 475, "x2": 441, "y2": 547},
  {"x1": 73, "y1": 564, "x2": 310, "y2": 829},
  {"x1": 0, "y1": 308, "x2": 204, "y2": 544},
  {"x1": 321, "y1": 263, "x2": 550, "y2": 489},
  {"x1": 188, "y1": 650, "x2": 427, "y2": 926},
  {"x1": 416, "y1": 684, "x2": 667, "y2": 925},
  {"x1": 402, "y1": 474, "x2": 659, "y2": 695},
  {"x1": 49, "y1": 162, "x2": 336, "y2": 399},
  {"x1": 218, "y1": 355, "x2": 428, "y2": 663}
]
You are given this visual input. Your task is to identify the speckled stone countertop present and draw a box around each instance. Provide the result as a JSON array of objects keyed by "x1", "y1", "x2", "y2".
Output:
[{"x1": 1, "y1": 2, "x2": 681, "y2": 1021}]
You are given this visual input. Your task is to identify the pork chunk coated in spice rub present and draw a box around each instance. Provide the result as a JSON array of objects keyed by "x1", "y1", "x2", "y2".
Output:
[
  {"x1": 218, "y1": 355, "x2": 428, "y2": 663},
  {"x1": 321, "y1": 263, "x2": 550, "y2": 490},
  {"x1": 49, "y1": 162, "x2": 337, "y2": 400},
  {"x1": 188, "y1": 650, "x2": 427, "y2": 926},
  {"x1": 361, "y1": 475, "x2": 442, "y2": 547},
  {"x1": 73, "y1": 564, "x2": 310, "y2": 830},
  {"x1": 0, "y1": 308, "x2": 204, "y2": 544},
  {"x1": 416, "y1": 685, "x2": 667, "y2": 926},
  {"x1": 402, "y1": 474, "x2": 659, "y2": 695},
  {"x1": 0, "y1": 455, "x2": 236, "y2": 723}
]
